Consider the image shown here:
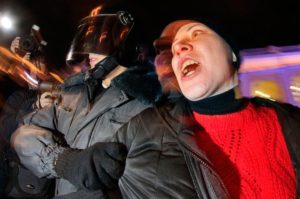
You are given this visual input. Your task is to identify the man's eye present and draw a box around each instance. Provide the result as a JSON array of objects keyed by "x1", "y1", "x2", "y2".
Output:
[{"x1": 192, "y1": 30, "x2": 204, "y2": 39}]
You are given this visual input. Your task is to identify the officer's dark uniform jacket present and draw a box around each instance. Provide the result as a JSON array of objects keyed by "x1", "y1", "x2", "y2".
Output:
[
  {"x1": 13, "y1": 66, "x2": 162, "y2": 196},
  {"x1": 112, "y1": 97, "x2": 300, "y2": 199}
]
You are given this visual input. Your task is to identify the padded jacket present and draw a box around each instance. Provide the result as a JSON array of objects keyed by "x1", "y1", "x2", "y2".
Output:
[
  {"x1": 111, "y1": 97, "x2": 300, "y2": 199},
  {"x1": 12, "y1": 66, "x2": 162, "y2": 197}
]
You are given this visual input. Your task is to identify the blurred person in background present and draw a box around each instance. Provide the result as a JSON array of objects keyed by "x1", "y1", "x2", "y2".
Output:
[
  {"x1": 153, "y1": 20, "x2": 194, "y2": 99},
  {"x1": 11, "y1": 5, "x2": 162, "y2": 199},
  {"x1": 0, "y1": 35, "x2": 55, "y2": 198}
]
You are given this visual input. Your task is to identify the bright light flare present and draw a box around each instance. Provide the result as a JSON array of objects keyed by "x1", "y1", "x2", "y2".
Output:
[
  {"x1": 49, "y1": 72, "x2": 64, "y2": 83},
  {"x1": 254, "y1": 90, "x2": 275, "y2": 101},
  {"x1": 290, "y1": 85, "x2": 300, "y2": 92},
  {"x1": 24, "y1": 70, "x2": 39, "y2": 87},
  {"x1": 0, "y1": 47, "x2": 48, "y2": 86},
  {"x1": 0, "y1": 15, "x2": 13, "y2": 30},
  {"x1": 90, "y1": 6, "x2": 102, "y2": 16}
]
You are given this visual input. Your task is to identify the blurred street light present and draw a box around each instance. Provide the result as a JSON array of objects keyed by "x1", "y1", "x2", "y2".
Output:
[{"x1": 0, "y1": 14, "x2": 14, "y2": 31}]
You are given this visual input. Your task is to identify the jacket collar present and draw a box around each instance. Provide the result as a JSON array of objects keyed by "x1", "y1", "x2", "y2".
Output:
[{"x1": 111, "y1": 65, "x2": 163, "y2": 105}]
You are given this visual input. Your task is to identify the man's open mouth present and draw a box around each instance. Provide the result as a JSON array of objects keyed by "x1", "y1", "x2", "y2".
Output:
[{"x1": 181, "y1": 60, "x2": 200, "y2": 77}]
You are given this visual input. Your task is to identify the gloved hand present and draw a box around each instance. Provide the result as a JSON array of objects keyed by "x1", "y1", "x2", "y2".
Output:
[{"x1": 54, "y1": 142, "x2": 127, "y2": 191}]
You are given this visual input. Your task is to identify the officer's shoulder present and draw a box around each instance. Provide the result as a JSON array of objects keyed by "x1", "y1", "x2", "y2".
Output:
[{"x1": 59, "y1": 72, "x2": 85, "y2": 89}]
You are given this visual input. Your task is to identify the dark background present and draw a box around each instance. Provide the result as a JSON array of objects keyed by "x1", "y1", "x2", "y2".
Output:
[
  {"x1": 1, "y1": 0, "x2": 300, "y2": 68},
  {"x1": 0, "y1": 0, "x2": 299, "y2": 102}
]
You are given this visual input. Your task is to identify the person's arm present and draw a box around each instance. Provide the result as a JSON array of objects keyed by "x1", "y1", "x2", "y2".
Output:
[
  {"x1": 23, "y1": 101, "x2": 58, "y2": 129},
  {"x1": 110, "y1": 113, "x2": 141, "y2": 148},
  {"x1": 53, "y1": 142, "x2": 127, "y2": 190},
  {"x1": 12, "y1": 123, "x2": 128, "y2": 191},
  {"x1": 50, "y1": 112, "x2": 144, "y2": 192},
  {"x1": 11, "y1": 124, "x2": 64, "y2": 178},
  {"x1": 8, "y1": 89, "x2": 60, "y2": 178}
]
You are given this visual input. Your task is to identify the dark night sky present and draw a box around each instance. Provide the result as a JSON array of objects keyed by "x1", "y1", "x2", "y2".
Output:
[{"x1": 0, "y1": 0, "x2": 300, "y2": 69}]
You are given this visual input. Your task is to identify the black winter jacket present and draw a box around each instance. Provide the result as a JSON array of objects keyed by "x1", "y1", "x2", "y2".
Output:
[{"x1": 112, "y1": 97, "x2": 300, "y2": 199}]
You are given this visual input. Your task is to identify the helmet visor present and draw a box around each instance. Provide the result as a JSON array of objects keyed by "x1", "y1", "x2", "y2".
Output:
[{"x1": 66, "y1": 11, "x2": 134, "y2": 65}]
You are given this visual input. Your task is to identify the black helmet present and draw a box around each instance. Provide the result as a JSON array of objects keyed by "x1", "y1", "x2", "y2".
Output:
[
  {"x1": 66, "y1": 4, "x2": 150, "y2": 68},
  {"x1": 66, "y1": 11, "x2": 134, "y2": 67}
]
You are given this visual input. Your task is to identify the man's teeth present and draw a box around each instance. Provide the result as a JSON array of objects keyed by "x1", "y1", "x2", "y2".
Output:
[
  {"x1": 182, "y1": 60, "x2": 198, "y2": 69},
  {"x1": 183, "y1": 69, "x2": 195, "y2": 76},
  {"x1": 181, "y1": 60, "x2": 199, "y2": 76}
]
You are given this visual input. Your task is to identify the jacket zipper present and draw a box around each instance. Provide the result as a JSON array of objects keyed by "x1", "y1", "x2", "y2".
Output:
[{"x1": 180, "y1": 140, "x2": 230, "y2": 199}]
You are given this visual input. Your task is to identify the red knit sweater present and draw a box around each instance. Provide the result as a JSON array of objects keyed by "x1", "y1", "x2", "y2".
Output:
[{"x1": 193, "y1": 102, "x2": 296, "y2": 199}]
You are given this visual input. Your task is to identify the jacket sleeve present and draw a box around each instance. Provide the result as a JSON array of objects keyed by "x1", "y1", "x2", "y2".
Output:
[
  {"x1": 23, "y1": 102, "x2": 58, "y2": 130},
  {"x1": 111, "y1": 114, "x2": 143, "y2": 150},
  {"x1": 10, "y1": 93, "x2": 63, "y2": 179},
  {"x1": 11, "y1": 124, "x2": 65, "y2": 178}
]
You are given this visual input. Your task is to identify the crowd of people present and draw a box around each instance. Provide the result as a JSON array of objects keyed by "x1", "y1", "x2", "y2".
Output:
[{"x1": 0, "y1": 3, "x2": 299, "y2": 199}]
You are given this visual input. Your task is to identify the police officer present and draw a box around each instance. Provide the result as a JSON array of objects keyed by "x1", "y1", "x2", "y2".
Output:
[{"x1": 11, "y1": 7, "x2": 161, "y2": 199}]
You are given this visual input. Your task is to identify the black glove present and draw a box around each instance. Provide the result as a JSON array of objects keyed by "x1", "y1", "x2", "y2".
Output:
[{"x1": 54, "y1": 142, "x2": 127, "y2": 191}]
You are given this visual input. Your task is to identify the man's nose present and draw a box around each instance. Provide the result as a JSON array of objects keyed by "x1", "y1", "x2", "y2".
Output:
[{"x1": 173, "y1": 42, "x2": 192, "y2": 56}]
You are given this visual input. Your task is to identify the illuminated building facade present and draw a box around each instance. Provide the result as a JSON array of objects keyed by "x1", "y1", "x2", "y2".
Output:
[{"x1": 239, "y1": 45, "x2": 300, "y2": 107}]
